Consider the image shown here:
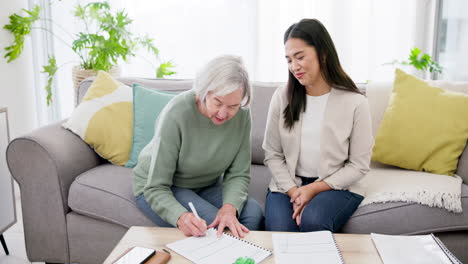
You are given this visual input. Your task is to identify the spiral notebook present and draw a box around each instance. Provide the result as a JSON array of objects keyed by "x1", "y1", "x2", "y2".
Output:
[
  {"x1": 166, "y1": 228, "x2": 272, "y2": 264},
  {"x1": 272, "y1": 230, "x2": 344, "y2": 264},
  {"x1": 371, "y1": 233, "x2": 462, "y2": 264}
]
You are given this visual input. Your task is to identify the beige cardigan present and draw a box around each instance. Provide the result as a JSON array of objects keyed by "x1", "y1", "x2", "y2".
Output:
[{"x1": 263, "y1": 85, "x2": 374, "y2": 193}]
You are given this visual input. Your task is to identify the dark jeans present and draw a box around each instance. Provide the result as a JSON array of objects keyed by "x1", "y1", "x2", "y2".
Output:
[
  {"x1": 265, "y1": 177, "x2": 363, "y2": 232},
  {"x1": 135, "y1": 183, "x2": 264, "y2": 231}
]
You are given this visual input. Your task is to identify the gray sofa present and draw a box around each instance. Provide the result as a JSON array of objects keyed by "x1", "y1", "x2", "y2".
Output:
[{"x1": 7, "y1": 77, "x2": 468, "y2": 264}]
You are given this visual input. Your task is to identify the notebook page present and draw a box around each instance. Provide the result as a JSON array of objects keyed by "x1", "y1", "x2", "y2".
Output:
[
  {"x1": 167, "y1": 228, "x2": 271, "y2": 264},
  {"x1": 272, "y1": 231, "x2": 343, "y2": 264},
  {"x1": 371, "y1": 233, "x2": 452, "y2": 264}
]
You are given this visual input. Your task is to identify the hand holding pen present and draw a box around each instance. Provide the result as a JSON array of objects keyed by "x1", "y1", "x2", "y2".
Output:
[{"x1": 176, "y1": 202, "x2": 207, "y2": 237}]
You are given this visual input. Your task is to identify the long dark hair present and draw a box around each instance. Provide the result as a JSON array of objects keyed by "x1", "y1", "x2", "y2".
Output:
[{"x1": 283, "y1": 18, "x2": 362, "y2": 130}]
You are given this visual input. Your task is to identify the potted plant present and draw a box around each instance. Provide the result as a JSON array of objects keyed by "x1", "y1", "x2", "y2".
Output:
[{"x1": 3, "y1": 1, "x2": 175, "y2": 106}]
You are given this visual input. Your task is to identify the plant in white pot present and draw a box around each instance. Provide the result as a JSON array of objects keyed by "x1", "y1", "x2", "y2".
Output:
[{"x1": 3, "y1": 1, "x2": 175, "y2": 106}]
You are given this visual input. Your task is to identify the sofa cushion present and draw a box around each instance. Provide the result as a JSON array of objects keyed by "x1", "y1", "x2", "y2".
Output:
[
  {"x1": 126, "y1": 84, "x2": 176, "y2": 168},
  {"x1": 68, "y1": 164, "x2": 272, "y2": 227},
  {"x1": 372, "y1": 69, "x2": 468, "y2": 176},
  {"x1": 64, "y1": 72, "x2": 134, "y2": 166},
  {"x1": 458, "y1": 146, "x2": 468, "y2": 184},
  {"x1": 68, "y1": 164, "x2": 154, "y2": 227},
  {"x1": 367, "y1": 77, "x2": 468, "y2": 182},
  {"x1": 249, "y1": 164, "x2": 273, "y2": 208},
  {"x1": 250, "y1": 83, "x2": 280, "y2": 164},
  {"x1": 69, "y1": 163, "x2": 468, "y2": 236},
  {"x1": 343, "y1": 183, "x2": 468, "y2": 234}
]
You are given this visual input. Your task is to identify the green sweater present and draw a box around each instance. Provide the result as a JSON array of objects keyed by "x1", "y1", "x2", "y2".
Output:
[{"x1": 133, "y1": 90, "x2": 251, "y2": 226}]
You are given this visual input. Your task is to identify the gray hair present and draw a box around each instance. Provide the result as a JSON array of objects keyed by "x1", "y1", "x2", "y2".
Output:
[{"x1": 193, "y1": 55, "x2": 252, "y2": 107}]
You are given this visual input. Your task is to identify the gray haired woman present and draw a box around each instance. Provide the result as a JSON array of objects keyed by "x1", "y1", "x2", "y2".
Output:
[{"x1": 133, "y1": 55, "x2": 263, "y2": 238}]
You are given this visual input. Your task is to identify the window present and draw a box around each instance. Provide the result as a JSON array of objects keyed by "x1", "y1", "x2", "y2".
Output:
[{"x1": 434, "y1": 0, "x2": 468, "y2": 81}]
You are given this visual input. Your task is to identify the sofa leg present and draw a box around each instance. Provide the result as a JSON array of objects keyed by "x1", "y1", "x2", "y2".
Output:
[{"x1": 0, "y1": 234, "x2": 8, "y2": 255}]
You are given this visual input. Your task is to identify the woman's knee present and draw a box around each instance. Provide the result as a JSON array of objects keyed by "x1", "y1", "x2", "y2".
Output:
[
  {"x1": 299, "y1": 213, "x2": 335, "y2": 232},
  {"x1": 265, "y1": 192, "x2": 299, "y2": 232},
  {"x1": 299, "y1": 190, "x2": 363, "y2": 232}
]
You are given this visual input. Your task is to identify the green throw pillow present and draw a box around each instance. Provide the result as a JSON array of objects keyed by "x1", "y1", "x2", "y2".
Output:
[
  {"x1": 125, "y1": 84, "x2": 176, "y2": 168},
  {"x1": 372, "y1": 69, "x2": 468, "y2": 176}
]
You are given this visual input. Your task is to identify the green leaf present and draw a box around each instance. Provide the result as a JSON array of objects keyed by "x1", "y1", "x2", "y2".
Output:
[
  {"x1": 86, "y1": 2, "x2": 110, "y2": 21},
  {"x1": 138, "y1": 35, "x2": 159, "y2": 55},
  {"x1": 428, "y1": 61, "x2": 443, "y2": 74},
  {"x1": 41, "y1": 56, "x2": 58, "y2": 106},
  {"x1": 410, "y1": 47, "x2": 421, "y2": 57},
  {"x1": 115, "y1": 11, "x2": 132, "y2": 28},
  {"x1": 86, "y1": 2, "x2": 111, "y2": 11},
  {"x1": 74, "y1": 4, "x2": 85, "y2": 19},
  {"x1": 156, "y1": 61, "x2": 176, "y2": 78},
  {"x1": 3, "y1": 5, "x2": 40, "y2": 62},
  {"x1": 404, "y1": 47, "x2": 443, "y2": 74}
]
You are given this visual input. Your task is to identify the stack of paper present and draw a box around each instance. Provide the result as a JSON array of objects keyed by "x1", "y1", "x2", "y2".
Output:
[{"x1": 272, "y1": 231, "x2": 343, "y2": 264}]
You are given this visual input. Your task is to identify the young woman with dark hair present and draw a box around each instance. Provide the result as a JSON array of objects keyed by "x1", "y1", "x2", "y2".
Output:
[{"x1": 263, "y1": 19, "x2": 373, "y2": 232}]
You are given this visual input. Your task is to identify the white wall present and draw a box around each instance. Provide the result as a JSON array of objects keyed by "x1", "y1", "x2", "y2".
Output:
[
  {"x1": 20, "y1": 0, "x2": 440, "y2": 122},
  {"x1": 50, "y1": 0, "x2": 258, "y2": 119},
  {"x1": 0, "y1": 0, "x2": 38, "y2": 234},
  {"x1": 0, "y1": 0, "x2": 38, "y2": 138}
]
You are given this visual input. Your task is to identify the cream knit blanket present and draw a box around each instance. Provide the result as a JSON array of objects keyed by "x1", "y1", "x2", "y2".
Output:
[{"x1": 349, "y1": 162, "x2": 463, "y2": 213}]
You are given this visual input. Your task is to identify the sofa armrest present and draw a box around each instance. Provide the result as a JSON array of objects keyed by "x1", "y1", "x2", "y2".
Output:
[
  {"x1": 6, "y1": 121, "x2": 102, "y2": 263},
  {"x1": 457, "y1": 143, "x2": 468, "y2": 184}
]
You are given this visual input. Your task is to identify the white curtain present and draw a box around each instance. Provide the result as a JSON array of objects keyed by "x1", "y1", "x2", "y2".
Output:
[
  {"x1": 256, "y1": 0, "x2": 436, "y2": 83},
  {"x1": 45, "y1": 0, "x2": 436, "y2": 120}
]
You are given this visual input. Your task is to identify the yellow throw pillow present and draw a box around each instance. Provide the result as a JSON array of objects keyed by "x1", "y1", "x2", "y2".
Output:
[
  {"x1": 372, "y1": 69, "x2": 468, "y2": 176},
  {"x1": 63, "y1": 71, "x2": 132, "y2": 165}
]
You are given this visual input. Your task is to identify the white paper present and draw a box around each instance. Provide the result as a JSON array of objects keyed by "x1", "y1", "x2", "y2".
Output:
[
  {"x1": 371, "y1": 233, "x2": 453, "y2": 264},
  {"x1": 167, "y1": 228, "x2": 271, "y2": 264},
  {"x1": 272, "y1": 231, "x2": 343, "y2": 264}
]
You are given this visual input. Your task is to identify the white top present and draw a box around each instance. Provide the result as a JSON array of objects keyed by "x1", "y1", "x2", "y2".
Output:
[{"x1": 296, "y1": 93, "x2": 330, "y2": 178}]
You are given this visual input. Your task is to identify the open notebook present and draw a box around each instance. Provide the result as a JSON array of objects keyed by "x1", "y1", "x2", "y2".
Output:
[
  {"x1": 166, "y1": 228, "x2": 271, "y2": 264},
  {"x1": 272, "y1": 230, "x2": 344, "y2": 264},
  {"x1": 371, "y1": 233, "x2": 462, "y2": 264}
]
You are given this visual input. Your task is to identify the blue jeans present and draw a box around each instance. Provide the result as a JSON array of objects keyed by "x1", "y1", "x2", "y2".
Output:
[
  {"x1": 265, "y1": 177, "x2": 363, "y2": 232},
  {"x1": 135, "y1": 183, "x2": 264, "y2": 230}
]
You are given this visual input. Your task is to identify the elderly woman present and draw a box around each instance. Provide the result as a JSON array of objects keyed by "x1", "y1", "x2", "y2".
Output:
[{"x1": 133, "y1": 55, "x2": 263, "y2": 238}]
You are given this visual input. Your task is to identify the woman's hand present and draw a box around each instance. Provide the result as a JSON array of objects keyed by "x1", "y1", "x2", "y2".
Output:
[
  {"x1": 287, "y1": 186, "x2": 301, "y2": 225},
  {"x1": 286, "y1": 186, "x2": 299, "y2": 198},
  {"x1": 290, "y1": 184, "x2": 318, "y2": 220},
  {"x1": 208, "y1": 203, "x2": 249, "y2": 238},
  {"x1": 290, "y1": 181, "x2": 332, "y2": 222},
  {"x1": 177, "y1": 212, "x2": 207, "y2": 237},
  {"x1": 293, "y1": 204, "x2": 305, "y2": 226}
]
